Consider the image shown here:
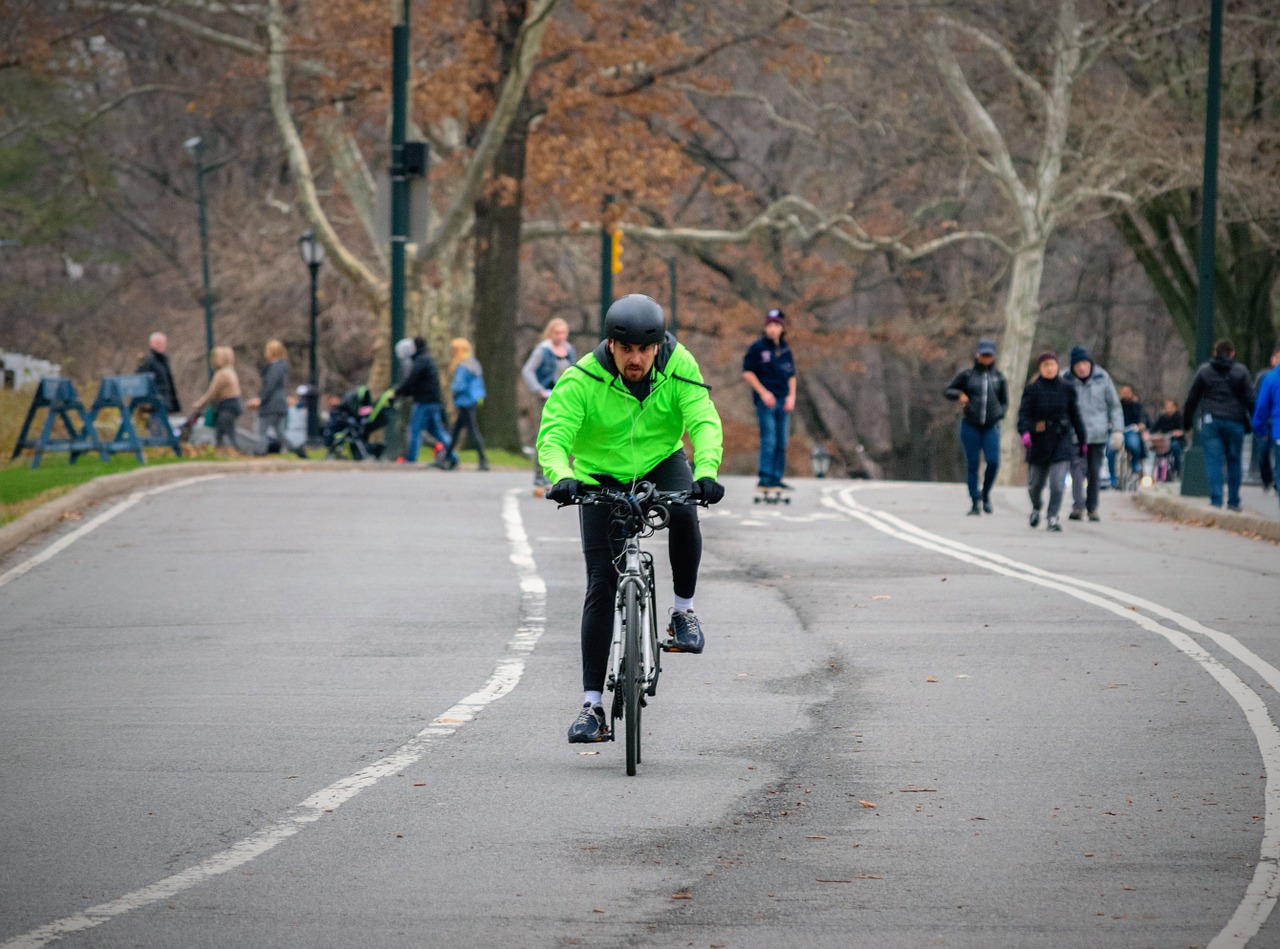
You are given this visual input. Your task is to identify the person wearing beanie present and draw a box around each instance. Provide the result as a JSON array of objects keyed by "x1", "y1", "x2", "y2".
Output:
[
  {"x1": 944, "y1": 338, "x2": 1009, "y2": 515},
  {"x1": 1017, "y1": 353, "x2": 1086, "y2": 531},
  {"x1": 1184, "y1": 338, "x2": 1255, "y2": 510},
  {"x1": 1064, "y1": 345, "x2": 1123, "y2": 521},
  {"x1": 742, "y1": 307, "x2": 798, "y2": 489}
]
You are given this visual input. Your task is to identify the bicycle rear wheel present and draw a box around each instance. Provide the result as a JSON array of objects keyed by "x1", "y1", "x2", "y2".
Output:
[{"x1": 624, "y1": 583, "x2": 641, "y2": 776}]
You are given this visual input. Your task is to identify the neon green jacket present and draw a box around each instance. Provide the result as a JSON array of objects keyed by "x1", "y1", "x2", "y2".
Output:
[{"x1": 537, "y1": 335, "x2": 723, "y2": 484}]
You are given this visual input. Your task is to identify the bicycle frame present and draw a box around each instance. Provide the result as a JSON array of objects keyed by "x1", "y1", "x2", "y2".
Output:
[{"x1": 605, "y1": 542, "x2": 660, "y2": 708}]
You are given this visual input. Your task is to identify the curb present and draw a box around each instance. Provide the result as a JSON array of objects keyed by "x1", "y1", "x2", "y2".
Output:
[
  {"x1": 1131, "y1": 492, "x2": 1280, "y2": 544},
  {"x1": 0, "y1": 459, "x2": 347, "y2": 561}
]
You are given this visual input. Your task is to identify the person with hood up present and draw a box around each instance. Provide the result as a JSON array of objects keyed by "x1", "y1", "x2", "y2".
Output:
[
  {"x1": 439, "y1": 337, "x2": 489, "y2": 471},
  {"x1": 394, "y1": 337, "x2": 452, "y2": 465},
  {"x1": 1064, "y1": 345, "x2": 1123, "y2": 522},
  {"x1": 1184, "y1": 338, "x2": 1255, "y2": 511},
  {"x1": 1018, "y1": 353, "x2": 1087, "y2": 532},
  {"x1": 944, "y1": 338, "x2": 1008, "y2": 515}
]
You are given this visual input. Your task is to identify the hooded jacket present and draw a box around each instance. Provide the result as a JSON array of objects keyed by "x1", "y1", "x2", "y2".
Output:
[
  {"x1": 395, "y1": 349, "x2": 442, "y2": 404},
  {"x1": 1184, "y1": 355, "x2": 1254, "y2": 429},
  {"x1": 537, "y1": 333, "x2": 723, "y2": 484},
  {"x1": 1253, "y1": 369, "x2": 1280, "y2": 440},
  {"x1": 1064, "y1": 363, "x2": 1123, "y2": 444},
  {"x1": 944, "y1": 361, "x2": 1008, "y2": 428}
]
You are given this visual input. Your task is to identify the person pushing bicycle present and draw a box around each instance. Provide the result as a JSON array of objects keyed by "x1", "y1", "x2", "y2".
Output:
[{"x1": 537, "y1": 294, "x2": 726, "y2": 744}]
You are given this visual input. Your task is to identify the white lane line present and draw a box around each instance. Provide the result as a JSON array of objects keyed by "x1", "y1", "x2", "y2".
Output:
[
  {"x1": 1, "y1": 487, "x2": 546, "y2": 949},
  {"x1": 0, "y1": 476, "x2": 227, "y2": 591},
  {"x1": 824, "y1": 487, "x2": 1280, "y2": 949}
]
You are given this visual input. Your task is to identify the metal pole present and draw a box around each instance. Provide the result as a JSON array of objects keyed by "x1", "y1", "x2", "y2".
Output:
[
  {"x1": 667, "y1": 256, "x2": 678, "y2": 336},
  {"x1": 193, "y1": 143, "x2": 215, "y2": 380},
  {"x1": 386, "y1": 0, "x2": 410, "y2": 459},
  {"x1": 1181, "y1": 0, "x2": 1223, "y2": 499},
  {"x1": 307, "y1": 261, "x2": 320, "y2": 442},
  {"x1": 599, "y1": 194, "x2": 613, "y2": 338}
]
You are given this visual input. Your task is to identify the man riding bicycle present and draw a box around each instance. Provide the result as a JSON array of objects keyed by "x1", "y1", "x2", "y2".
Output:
[{"x1": 537, "y1": 294, "x2": 726, "y2": 743}]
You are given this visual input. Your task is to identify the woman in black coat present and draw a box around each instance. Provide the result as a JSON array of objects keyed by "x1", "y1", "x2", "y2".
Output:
[{"x1": 1017, "y1": 353, "x2": 1087, "y2": 532}]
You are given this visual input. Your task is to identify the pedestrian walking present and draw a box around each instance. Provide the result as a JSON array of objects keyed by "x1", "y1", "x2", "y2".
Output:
[
  {"x1": 1252, "y1": 355, "x2": 1280, "y2": 511},
  {"x1": 1018, "y1": 353, "x2": 1087, "y2": 532},
  {"x1": 1250, "y1": 346, "x2": 1280, "y2": 491},
  {"x1": 1064, "y1": 346, "x2": 1123, "y2": 522},
  {"x1": 742, "y1": 307, "x2": 798, "y2": 490},
  {"x1": 943, "y1": 338, "x2": 1008, "y2": 515},
  {"x1": 191, "y1": 345, "x2": 243, "y2": 452},
  {"x1": 441, "y1": 338, "x2": 489, "y2": 471},
  {"x1": 1184, "y1": 339, "x2": 1255, "y2": 511},
  {"x1": 137, "y1": 331, "x2": 181, "y2": 440},
  {"x1": 395, "y1": 337, "x2": 451, "y2": 465},
  {"x1": 247, "y1": 339, "x2": 304, "y2": 458},
  {"x1": 522, "y1": 317, "x2": 577, "y2": 487}
]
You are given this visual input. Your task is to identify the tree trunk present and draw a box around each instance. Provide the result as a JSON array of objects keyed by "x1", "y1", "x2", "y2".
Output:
[{"x1": 996, "y1": 244, "x2": 1048, "y2": 484}]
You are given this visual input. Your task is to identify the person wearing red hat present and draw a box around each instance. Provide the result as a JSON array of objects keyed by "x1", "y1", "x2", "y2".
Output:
[{"x1": 742, "y1": 308, "x2": 797, "y2": 489}]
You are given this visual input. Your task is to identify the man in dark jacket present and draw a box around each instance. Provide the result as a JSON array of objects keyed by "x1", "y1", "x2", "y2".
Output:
[
  {"x1": 394, "y1": 337, "x2": 451, "y2": 465},
  {"x1": 944, "y1": 338, "x2": 1008, "y2": 515},
  {"x1": 742, "y1": 307, "x2": 797, "y2": 489},
  {"x1": 1184, "y1": 338, "x2": 1256, "y2": 510},
  {"x1": 1017, "y1": 352, "x2": 1087, "y2": 532},
  {"x1": 137, "y1": 331, "x2": 181, "y2": 441}
]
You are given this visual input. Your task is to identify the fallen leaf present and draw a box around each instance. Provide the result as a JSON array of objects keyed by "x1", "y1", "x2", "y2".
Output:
[
  {"x1": 816, "y1": 878, "x2": 855, "y2": 883},
  {"x1": 857, "y1": 874, "x2": 883, "y2": 879},
  {"x1": 592, "y1": 908, "x2": 605, "y2": 913},
  {"x1": 578, "y1": 750, "x2": 600, "y2": 756},
  {"x1": 897, "y1": 788, "x2": 938, "y2": 793},
  {"x1": 858, "y1": 800, "x2": 877, "y2": 808},
  {"x1": 956, "y1": 674, "x2": 971, "y2": 679},
  {"x1": 925, "y1": 676, "x2": 938, "y2": 683},
  {"x1": 671, "y1": 892, "x2": 693, "y2": 900},
  {"x1": 806, "y1": 835, "x2": 827, "y2": 840},
  {"x1": 1084, "y1": 852, "x2": 1095, "y2": 857},
  {"x1": 872, "y1": 595, "x2": 892, "y2": 600}
]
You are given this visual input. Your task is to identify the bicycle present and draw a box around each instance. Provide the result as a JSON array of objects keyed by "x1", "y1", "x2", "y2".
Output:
[{"x1": 562, "y1": 481, "x2": 705, "y2": 776}]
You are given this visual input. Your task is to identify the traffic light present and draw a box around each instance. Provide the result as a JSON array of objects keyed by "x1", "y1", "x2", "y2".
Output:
[{"x1": 610, "y1": 227, "x2": 624, "y2": 274}]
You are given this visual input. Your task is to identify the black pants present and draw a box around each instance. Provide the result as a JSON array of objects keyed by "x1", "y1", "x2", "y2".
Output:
[
  {"x1": 579, "y1": 451, "x2": 700, "y2": 693},
  {"x1": 448, "y1": 404, "x2": 487, "y2": 465}
]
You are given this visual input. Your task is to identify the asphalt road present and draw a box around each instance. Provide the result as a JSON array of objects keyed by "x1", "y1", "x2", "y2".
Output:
[{"x1": 2, "y1": 469, "x2": 1279, "y2": 949}]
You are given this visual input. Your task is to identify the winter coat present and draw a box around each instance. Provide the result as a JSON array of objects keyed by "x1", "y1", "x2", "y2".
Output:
[
  {"x1": 742, "y1": 335, "x2": 797, "y2": 404},
  {"x1": 1065, "y1": 365, "x2": 1123, "y2": 444},
  {"x1": 1184, "y1": 356, "x2": 1255, "y2": 430},
  {"x1": 521, "y1": 340, "x2": 577, "y2": 397},
  {"x1": 450, "y1": 357, "x2": 487, "y2": 408},
  {"x1": 137, "y1": 349, "x2": 181, "y2": 413},
  {"x1": 537, "y1": 333, "x2": 723, "y2": 484},
  {"x1": 1017, "y1": 374, "x2": 1087, "y2": 466},
  {"x1": 1252, "y1": 369, "x2": 1280, "y2": 441},
  {"x1": 395, "y1": 350, "x2": 443, "y2": 405},
  {"x1": 258, "y1": 359, "x2": 289, "y2": 418},
  {"x1": 944, "y1": 362, "x2": 1009, "y2": 429}
]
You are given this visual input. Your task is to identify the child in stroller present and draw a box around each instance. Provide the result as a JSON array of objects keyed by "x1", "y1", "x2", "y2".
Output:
[{"x1": 323, "y1": 385, "x2": 395, "y2": 460}]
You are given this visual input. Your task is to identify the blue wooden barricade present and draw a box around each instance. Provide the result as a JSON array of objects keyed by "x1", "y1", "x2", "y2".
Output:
[
  {"x1": 85, "y1": 373, "x2": 183, "y2": 464},
  {"x1": 9, "y1": 377, "x2": 107, "y2": 468}
]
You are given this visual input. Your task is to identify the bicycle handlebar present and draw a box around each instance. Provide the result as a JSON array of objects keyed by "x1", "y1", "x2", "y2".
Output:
[{"x1": 558, "y1": 480, "x2": 707, "y2": 532}]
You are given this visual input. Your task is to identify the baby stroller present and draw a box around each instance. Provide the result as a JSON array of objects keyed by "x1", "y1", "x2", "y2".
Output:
[{"x1": 323, "y1": 385, "x2": 395, "y2": 460}]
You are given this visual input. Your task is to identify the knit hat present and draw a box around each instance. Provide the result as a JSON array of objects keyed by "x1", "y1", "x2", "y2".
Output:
[
  {"x1": 1069, "y1": 345, "x2": 1091, "y2": 365},
  {"x1": 1037, "y1": 351, "x2": 1057, "y2": 365},
  {"x1": 765, "y1": 307, "x2": 786, "y2": 324}
]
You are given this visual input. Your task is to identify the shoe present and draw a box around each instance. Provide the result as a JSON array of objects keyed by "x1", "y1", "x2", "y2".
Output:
[
  {"x1": 664, "y1": 609, "x2": 704, "y2": 654},
  {"x1": 776, "y1": 481, "x2": 793, "y2": 490},
  {"x1": 567, "y1": 703, "x2": 608, "y2": 743},
  {"x1": 478, "y1": 461, "x2": 490, "y2": 471},
  {"x1": 1228, "y1": 504, "x2": 1242, "y2": 513},
  {"x1": 1068, "y1": 510, "x2": 1083, "y2": 521},
  {"x1": 967, "y1": 501, "x2": 981, "y2": 516},
  {"x1": 1087, "y1": 512, "x2": 1100, "y2": 522},
  {"x1": 982, "y1": 497, "x2": 993, "y2": 514},
  {"x1": 1047, "y1": 518, "x2": 1062, "y2": 532},
  {"x1": 757, "y1": 478, "x2": 776, "y2": 489},
  {"x1": 294, "y1": 447, "x2": 308, "y2": 460},
  {"x1": 395, "y1": 456, "x2": 407, "y2": 464},
  {"x1": 1029, "y1": 510, "x2": 1040, "y2": 528}
]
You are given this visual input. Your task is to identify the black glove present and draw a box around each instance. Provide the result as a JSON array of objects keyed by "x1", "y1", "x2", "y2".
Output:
[
  {"x1": 547, "y1": 478, "x2": 583, "y2": 504},
  {"x1": 691, "y1": 477, "x2": 725, "y2": 505}
]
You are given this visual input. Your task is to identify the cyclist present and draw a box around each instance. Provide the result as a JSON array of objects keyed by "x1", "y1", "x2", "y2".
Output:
[{"x1": 537, "y1": 294, "x2": 726, "y2": 743}]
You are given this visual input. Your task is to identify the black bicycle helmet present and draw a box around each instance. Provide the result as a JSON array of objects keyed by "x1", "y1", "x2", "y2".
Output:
[{"x1": 604, "y1": 294, "x2": 665, "y2": 345}]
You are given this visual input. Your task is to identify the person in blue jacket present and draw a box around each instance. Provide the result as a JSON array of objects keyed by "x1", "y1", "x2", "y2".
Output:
[
  {"x1": 1252, "y1": 357, "x2": 1280, "y2": 510},
  {"x1": 742, "y1": 308, "x2": 797, "y2": 489},
  {"x1": 438, "y1": 337, "x2": 488, "y2": 470}
]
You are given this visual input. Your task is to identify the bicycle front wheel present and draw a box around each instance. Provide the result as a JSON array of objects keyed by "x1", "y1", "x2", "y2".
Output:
[{"x1": 624, "y1": 583, "x2": 642, "y2": 776}]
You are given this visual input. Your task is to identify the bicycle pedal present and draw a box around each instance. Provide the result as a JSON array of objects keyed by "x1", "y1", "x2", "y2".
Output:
[{"x1": 659, "y1": 639, "x2": 686, "y2": 653}]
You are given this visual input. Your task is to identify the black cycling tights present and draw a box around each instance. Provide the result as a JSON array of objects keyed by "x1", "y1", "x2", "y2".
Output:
[{"x1": 578, "y1": 450, "x2": 701, "y2": 694}]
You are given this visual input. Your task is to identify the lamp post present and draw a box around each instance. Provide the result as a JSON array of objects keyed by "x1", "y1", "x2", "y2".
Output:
[
  {"x1": 297, "y1": 229, "x2": 325, "y2": 442},
  {"x1": 183, "y1": 136, "x2": 215, "y2": 379}
]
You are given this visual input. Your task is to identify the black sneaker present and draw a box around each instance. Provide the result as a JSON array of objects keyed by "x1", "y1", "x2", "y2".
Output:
[
  {"x1": 1029, "y1": 510, "x2": 1041, "y2": 528},
  {"x1": 664, "y1": 609, "x2": 704, "y2": 654},
  {"x1": 1047, "y1": 518, "x2": 1062, "y2": 532},
  {"x1": 1228, "y1": 503, "x2": 1243, "y2": 512},
  {"x1": 776, "y1": 481, "x2": 793, "y2": 490},
  {"x1": 1087, "y1": 512, "x2": 1101, "y2": 522},
  {"x1": 1068, "y1": 510, "x2": 1083, "y2": 521},
  {"x1": 982, "y1": 497, "x2": 993, "y2": 514},
  {"x1": 567, "y1": 703, "x2": 608, "y2": 743},
  {"x1": 967, "y1": 500, "x2": 981, "y2": 516}
]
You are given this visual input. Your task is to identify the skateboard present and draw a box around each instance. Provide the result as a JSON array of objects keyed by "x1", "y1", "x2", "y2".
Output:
[{"x1": 754, "y1": 486, "x2": 791, "y2": 505}]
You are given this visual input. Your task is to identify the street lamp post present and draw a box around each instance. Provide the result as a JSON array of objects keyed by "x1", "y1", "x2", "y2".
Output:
[
  {"x1": 183, "y1": 136, "x2": 215, "y2": 379},
  {"x1": 297, "y1": 229, "x2": 326, "y2": 443}
]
